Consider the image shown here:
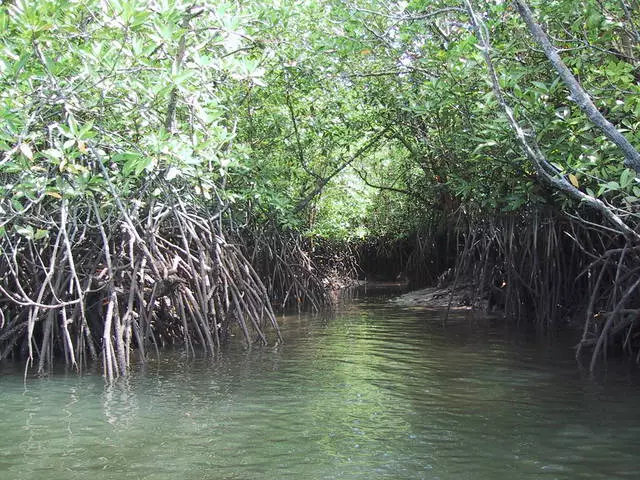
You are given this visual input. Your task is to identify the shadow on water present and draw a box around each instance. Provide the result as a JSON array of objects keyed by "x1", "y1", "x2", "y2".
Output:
[{"x1": 2, "y1": 290, "x2": 640, "y2": 479}]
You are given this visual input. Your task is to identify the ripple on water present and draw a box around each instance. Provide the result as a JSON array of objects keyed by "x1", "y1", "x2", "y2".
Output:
[{"x1": 2, "y1": 303, "x2": 640, "y2": 479}]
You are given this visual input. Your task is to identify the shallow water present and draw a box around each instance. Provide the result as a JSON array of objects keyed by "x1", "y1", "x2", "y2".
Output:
[{"x1": 2, "y1": 296, "x2": 640, "y2": 479}]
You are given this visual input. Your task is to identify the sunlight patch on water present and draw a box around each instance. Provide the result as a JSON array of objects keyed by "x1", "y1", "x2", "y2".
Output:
[{"x1": 2, "y1": 303, "x2": 640, "y2": 479}]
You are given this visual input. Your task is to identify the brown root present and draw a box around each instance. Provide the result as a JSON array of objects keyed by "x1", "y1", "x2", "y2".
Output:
[
  {"x1": 244, "y1": 226, "x2": 340, "y2": 312},
  {"x1": 0, "y1": 185, "x2": 282, "y2": 380}
]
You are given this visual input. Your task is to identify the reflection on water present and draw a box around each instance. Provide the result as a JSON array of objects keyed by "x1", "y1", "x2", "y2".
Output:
[{"x1": 2, "y1": 298, "x2": 640, "y2": 479}]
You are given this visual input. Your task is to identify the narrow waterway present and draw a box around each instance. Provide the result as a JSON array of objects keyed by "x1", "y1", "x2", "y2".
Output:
[{"x1": 2, "y1": 294, "x2": 640, "y2": 479}]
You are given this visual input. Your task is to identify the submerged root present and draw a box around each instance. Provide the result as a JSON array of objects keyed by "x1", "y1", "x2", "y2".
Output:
[
  {"x1": 575, "y1": 244, "x2": 640, "y2": 369},
  {"x1": 379, "y1": 209, "x2": 640, "y2": 369},
  {"x1": 451, "y1": 211, "x2": 640, "y2": 369},
  {"x1": 245, "y1": 227, "x2": 340, "y2": 312},
  {"x1": 0, "y1": 189, "x2": 281, "y2": 380}
]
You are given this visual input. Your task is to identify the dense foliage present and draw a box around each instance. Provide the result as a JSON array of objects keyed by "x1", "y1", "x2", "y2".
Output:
[{"x1": 1, "y1": 0, "x2": 639, "y2": 376}]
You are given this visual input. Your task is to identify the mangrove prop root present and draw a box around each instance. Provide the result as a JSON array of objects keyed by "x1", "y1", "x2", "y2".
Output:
[
  {"x1": 433, "y1": 210, "x2": 640, "y2": 369},
  {"x1": 243, "y1": 226, "x2": 339, "y2": 313},
  {"x1": 0, "y1": 188, "x2": 282, "y2": 380}
]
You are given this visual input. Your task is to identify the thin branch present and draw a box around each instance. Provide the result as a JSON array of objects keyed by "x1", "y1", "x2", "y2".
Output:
[
  {"x1": 352, "y1": 5, "x2": 466, "y2": 21},
  {"x1": 294, "y1": 126, "x2": 391, "y2": 213},
  {"x1": 463, "y1": 0, "x2": 640, "y2": 240},
  {"x1": 164, "y1": 6, "x2": 204, "y2": 132},
  {"x1": 351, "y1": 164, "x2": 429, "y2": 203},
  {"x1": 284, "y1": 90, "x2": 321, "y2": 180},
  {"x1": 513, "y1": 0, "x2": 640, "y2": 174}
]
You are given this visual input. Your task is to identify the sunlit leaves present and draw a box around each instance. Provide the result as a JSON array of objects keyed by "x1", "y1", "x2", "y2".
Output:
[
  {"x1": 0, "y1": 0, "x2": 271, "y2": 217},
  {"x1": 113, "y1": 152, "x2": 150, "y2": 177},
  {"x1": 18, "y1": 143, "x2": 33, "y2": 160},
  {"x1": 1, "y1": 0, "x2": 638, "y2": 247}
]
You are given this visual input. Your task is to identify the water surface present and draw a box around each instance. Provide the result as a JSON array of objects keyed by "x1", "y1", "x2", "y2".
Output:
[{"x1": 2, "y1": 296, "x2": 640, "y2": 479}]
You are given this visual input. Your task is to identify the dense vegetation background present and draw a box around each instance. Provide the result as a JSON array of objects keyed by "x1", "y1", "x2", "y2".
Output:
[{"x1": 1, "y1": 0, "x2": 639, "y2": 377}]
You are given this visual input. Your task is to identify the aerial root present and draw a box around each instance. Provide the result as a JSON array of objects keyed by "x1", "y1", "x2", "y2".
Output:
[{"x1": 0, "y1": 191, "x2": 281, "y2": 380}]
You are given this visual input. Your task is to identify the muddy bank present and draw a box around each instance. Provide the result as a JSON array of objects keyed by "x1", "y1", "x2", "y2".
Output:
[{"x1": 389, "y1": 280, "x2": 478, "y2": 310}]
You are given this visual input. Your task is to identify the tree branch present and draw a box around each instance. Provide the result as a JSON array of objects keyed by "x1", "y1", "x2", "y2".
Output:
[
  {"x1": 165, "y1": 6, "x2": 204, "y2": 132},
  {"x1": 351, "y1": 164, "x2": 428, "y2": 203},
  {"x1": 284, "y1": 90, "x2": 321, "y2": 180},
  {"x1": 294, "y1": 126, "x2": 391, "y2": 213},
  {"x1": 512, "y1": 0, "x2": 640, "y2": 174},
  {"x1": 463, "y1": 0, "x2": 640, "y2": 240}
]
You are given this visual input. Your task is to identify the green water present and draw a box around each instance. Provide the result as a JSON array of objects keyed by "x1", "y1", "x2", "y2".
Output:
[{"x1": 2, "y1": 297, "x2": 640, "y2": 479}]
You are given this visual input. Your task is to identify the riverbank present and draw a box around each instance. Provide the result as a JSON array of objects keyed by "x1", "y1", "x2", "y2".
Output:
[{"x1": 389, "y1": 279, "x2": 477, "y2": 310}]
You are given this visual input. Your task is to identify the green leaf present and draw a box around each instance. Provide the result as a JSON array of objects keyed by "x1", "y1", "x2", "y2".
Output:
[
  {"x1": 34, "y1": 228, "x2": 49, "y2": 240},
  {"x1": 124, "y1": 155, "x2": 153, "y2": 176},
  {"x1": 68, "y1": 115, "x2": 79, "y2": 136},
  {"x1": 531, "y1": 81, "x2": 547, "y2": 91},
  {"x1": 42, "y1": 148, "x2": 63, "y2": 160},
  {"x1": 620, "y1": 168, "x2": 634, "y2": 189},
  {"x1": 78, "y1": 121, "x2": 95, "y2": 140},
  {"x1": 14, "y1": 225, "x2": 34, "y2": 239},
  {"x1": 472, "y1": 140, "x2": 497, "y2": 154},
  {"x1": 11, "y1": 197, "x2": 24, "y2": 211}
]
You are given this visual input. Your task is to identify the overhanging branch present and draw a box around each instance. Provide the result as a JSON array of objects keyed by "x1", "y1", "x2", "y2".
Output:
[
  {"x1": 294, "y1": 126, "x2": 391, "y2": 213},
  {"x1": 513, "y1": 0, "x2": 640, "y2": 174},
  {"x1": 463, "y1": 0, "x2": 640, "y2": 240}
]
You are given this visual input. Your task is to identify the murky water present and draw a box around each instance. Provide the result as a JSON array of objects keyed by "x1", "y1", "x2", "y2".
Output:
[{"x1": 2, "y1": 296, "x2": 640, "y2": 479}]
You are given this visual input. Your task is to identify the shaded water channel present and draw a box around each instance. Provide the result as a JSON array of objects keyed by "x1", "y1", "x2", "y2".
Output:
[{"x1": 2, "y1": 293, "x2": 640, "y2": 479}]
